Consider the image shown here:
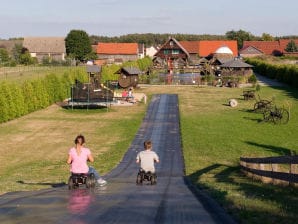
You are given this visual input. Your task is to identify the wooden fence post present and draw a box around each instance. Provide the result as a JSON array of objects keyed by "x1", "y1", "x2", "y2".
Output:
[
  {"x1": 271, "y1": 163, "x2": 279, "y2": 185},
  {"x1": 252, "y1": 163, "x2": 259, "y2": 180},
  {"x1": 290, "y1": 163, "x2": 297, "y2": 187},
  {"x1": 240, "y1": 161, "x2": 247, "y2": 175}
]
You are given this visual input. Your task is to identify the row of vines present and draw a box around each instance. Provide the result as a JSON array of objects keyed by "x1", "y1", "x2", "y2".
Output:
[
  {"x1": 0, "y1": 68, "x2": 87, "y2": 123},
  {"x1": 246, "y1": 58, "x2": 298, "y2": 88}
]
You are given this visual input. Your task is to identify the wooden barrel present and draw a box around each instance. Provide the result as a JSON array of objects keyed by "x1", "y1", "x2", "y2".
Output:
[{"x1": 118, "y1": 75, "x2": 138, "y2": 88}]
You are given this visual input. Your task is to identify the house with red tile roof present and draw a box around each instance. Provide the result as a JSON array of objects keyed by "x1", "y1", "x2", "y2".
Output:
[
  {"x1": 241, "y1": 39, "x2": 298, "y2": 57},
  {"x1": 154, "y1": 38, "x2": 238, "y2": 67},
  {"x1": 242, "y1": 41, "x2": 282, "y2": 56},
  {"x1": 179, "y1": 41, "x2": 200, "y2": 64},
  {"x1": 178, "y1": 40, "x2": 238, "y2": 65},
  {"x1": 198, "y1": 41, "x2": 238, "y2": 57},
  {"x1": 153, "y1": 37, "x2": 189, "y2": 68},
  {"x1": 153, "y1": 37, "x2": 254, "y2": 79},
  {"x1": 239, "y1": 45, "x2": 263, "y2": 58},
  {"x1": 96, "y1": 42, "x2": 139, "y2": 64},
  {"x1": 179, "y1": 40, "x2": 238, "y2": 58}
]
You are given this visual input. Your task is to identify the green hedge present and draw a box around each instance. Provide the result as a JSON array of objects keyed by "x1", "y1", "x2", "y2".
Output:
[
  {"x1": 246, "y1": 58, "x2": 298, "y2": 87},
  {"x1": 0, "y1": 69, "x2": 87, "y2": 123}
]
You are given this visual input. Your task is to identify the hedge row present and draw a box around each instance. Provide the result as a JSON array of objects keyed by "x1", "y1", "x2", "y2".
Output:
[
  {"x1": 0, "y1": 69, "x2": 87, "y2": 123},
  {"x1": 246, "y1": 58, "x2": 298, "y2": 88}
]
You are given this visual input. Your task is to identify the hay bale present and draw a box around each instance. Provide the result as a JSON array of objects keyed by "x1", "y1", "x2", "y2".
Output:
[{"x1": 229, "y1": 99, "x2": 238, "y2": 107}]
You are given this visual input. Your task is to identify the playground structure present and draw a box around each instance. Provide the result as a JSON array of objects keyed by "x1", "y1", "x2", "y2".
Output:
[{"x1": 68, "y1": 65, "x2": 114, "y2": 108}]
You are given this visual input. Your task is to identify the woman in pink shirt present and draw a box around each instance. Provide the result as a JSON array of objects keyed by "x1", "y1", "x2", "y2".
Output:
[{"x1": 67, "y1": 135, "x2": 107, "y2": 186}]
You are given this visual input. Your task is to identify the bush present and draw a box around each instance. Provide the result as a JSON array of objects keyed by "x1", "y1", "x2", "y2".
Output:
[
  {"x1": 0, "y1": 67, "x2": 87, "y2": 123},
  {"x1": 245, "y1": 58, "x2": 298, "y2": 88},
  {"x1": 248, "y1": 73, "x2": 257, "y2": 84}
]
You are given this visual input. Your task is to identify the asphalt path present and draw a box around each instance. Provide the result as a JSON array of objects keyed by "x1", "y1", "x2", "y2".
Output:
[{"x1": 0, "y1": 94, "x2": 236, "y2": 224}]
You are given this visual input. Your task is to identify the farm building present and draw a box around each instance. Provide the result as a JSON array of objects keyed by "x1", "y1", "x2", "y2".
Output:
[
  {"x1": 115, "y1": 67, "x2": 142, "y2": 88},
  {"x1": 23, "y1": 37, "x2": 66, "y2": 62},
  {"x1": 240, "y1": 39, "x2": 298, "y2": 57},
  {"x1": 96, "y1": 43, "x2": 140, "y2": 64}
]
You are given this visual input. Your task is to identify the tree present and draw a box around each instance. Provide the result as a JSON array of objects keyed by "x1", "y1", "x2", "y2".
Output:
[
  {"x1": 0, "y1": 48, "x2": 9, "y2": 64},
  {"x1": 285, "y1": 40, "x2": 298, "y2": 52},
  {"x1": 225, "y1": 29, "x2": 254, "y2": 49},
  {"x1": 19, "y1": 51, "x2": 36, "y2": 65},
  {"x1": 261, "y1": 33, "x2": 275, "y2": 41},
  {"x1": 65, "y1": 30, "x2": 92, "y2": 61},
  {"x1": 11, "y1": 43, "x2": 23, "y2": 63}
]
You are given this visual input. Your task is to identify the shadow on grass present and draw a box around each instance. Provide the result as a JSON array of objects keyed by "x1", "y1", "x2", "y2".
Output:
[
  {"x1": 242, "y1": 116, "x2": 263, "y2": 123},
  {"x1": 270, "y1": 85, "x2": 298, "y2": 101},
  {"x1": 245, "y1": 141, "x2": 293, "y2": 155},
  {"x1": 187, "y1": 163, "x2": 298, "y2": 224},
  {"x1": 16, "y1": 180, "x2": 66, "y2": 188},
  {"x1": 238, "y1": 108, "x2": 256, "y2": 113},
  {"x1": 61, "y1": 105, "x2": 108, "y2": 110}
]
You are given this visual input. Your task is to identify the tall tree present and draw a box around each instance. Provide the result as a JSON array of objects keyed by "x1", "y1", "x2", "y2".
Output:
[
  {"x1": 65, "y1": 30, "x2": 92, "y2": 61},
  {"x1": 261, "y1": 33, "x2": 275, "y2": 41},
  {"x1": 11, "y1": 43, "x2": 23, "y2": 63},
  {"x1": 225, "y1": 29, "x2": 254, "y2": 49},
  {"x1": 285, "y1": 40, "x2": 298, "y2": 52}
]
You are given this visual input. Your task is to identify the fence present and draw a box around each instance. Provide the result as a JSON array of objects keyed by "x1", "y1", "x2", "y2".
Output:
[
  {"x1": 153, "y1": 73, "x2": 201, "y2": 85},
  {"x1": 240, "y1": 155, "x2": 298, "y2": 187}
]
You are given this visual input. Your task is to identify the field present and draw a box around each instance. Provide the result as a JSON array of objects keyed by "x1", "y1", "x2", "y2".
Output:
[
  {"x1": 0, "y1": 83, "x2": 297, "y2": 223},
  {"x1": 0, "y1": 66, "x2": 83, "y2": 83}
]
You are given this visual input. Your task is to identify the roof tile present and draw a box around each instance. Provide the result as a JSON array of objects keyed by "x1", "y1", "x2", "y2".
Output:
[
  {"x1": 242, "y1": 39, "x2": 298, "y2": 55},
  {"x1": 97, "y1": 43, "x2": 138, "y2": 55},
  {"x1": 199, "y1": 41, "x2": 238, "y2": 57}
]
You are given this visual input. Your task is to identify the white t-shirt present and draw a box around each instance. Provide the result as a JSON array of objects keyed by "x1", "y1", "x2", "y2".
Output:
[
  {"x1": 136, "y1": 150, "x2": 159, "y2": 172},
  {"x1": 128, "y1": 90, "x2": 133, "y2": 97}
]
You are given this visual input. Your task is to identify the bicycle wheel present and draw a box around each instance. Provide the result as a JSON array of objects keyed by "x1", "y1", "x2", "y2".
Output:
[
  {"x1": 254, "y1": 100, "x2": 271, "y2": 113},
  {"x1": 273, "y1": 108, "x2": 289, "y2": 124}
]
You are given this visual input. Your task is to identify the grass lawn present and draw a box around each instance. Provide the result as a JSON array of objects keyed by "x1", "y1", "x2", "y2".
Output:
[
  {"x1": 0, "y1": 66, "x2": 81, "y2": 83},
  {"x1": 0, "y1": 84, "x2": 297, "y2": 224}
]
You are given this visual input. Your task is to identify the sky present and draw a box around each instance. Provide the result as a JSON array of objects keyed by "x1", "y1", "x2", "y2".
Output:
[{"x1": 1, "y1": 0, "x2": 297, "y2": 39}]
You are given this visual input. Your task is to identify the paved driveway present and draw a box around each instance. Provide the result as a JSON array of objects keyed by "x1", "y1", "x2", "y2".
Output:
[{"x1": 255, "y1": 73, "x2": 286, "y2": 87}]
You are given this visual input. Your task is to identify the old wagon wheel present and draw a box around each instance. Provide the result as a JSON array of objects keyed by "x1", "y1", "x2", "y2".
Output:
[
  {"x1": 254, "y1": 100, "x2": 271, "y2": 113},
  {"x1": 263, "y1": 108, "x2": 272, "y2": 122},
  {"x1": 273, "y1": 108, "x2": 289, "y2": 125},
  {"x1": 118, "y1": 74, "x2": 130, "y2": 88}
]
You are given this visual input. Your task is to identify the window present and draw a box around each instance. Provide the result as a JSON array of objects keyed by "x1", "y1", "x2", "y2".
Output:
[
  {"x1": 163, "y1": 49, "x2": 170, "y2": 55},
  {"x1": 172, "y1": 49, "x2": 179, "y2": 54}
]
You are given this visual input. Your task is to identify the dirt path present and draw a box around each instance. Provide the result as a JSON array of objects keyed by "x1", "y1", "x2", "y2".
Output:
[{"x1": 255, "y1": 73, "x2": 286, "y2": 87}]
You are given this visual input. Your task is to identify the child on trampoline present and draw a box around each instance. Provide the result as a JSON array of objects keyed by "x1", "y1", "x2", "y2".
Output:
[{"x1": 67, "y1": 134, "x2": 107, "y2": 186}]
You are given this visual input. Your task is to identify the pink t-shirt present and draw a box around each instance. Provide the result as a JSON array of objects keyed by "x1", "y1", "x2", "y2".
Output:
[{"x1": 69, "y1": 147, "x2": 91, "y2": 174}]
